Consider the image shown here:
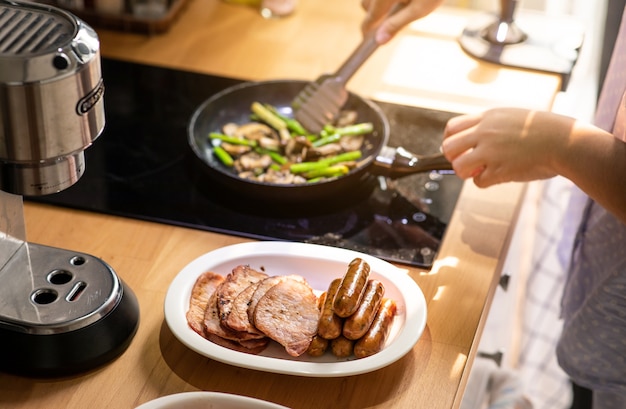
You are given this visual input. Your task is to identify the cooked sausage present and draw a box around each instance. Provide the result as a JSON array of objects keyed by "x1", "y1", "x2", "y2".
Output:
[
  {"x1": 343, "y1": 279, "x2": 385, "y2": 340},
  {"x1": 330, "y1": 335, "x2": 354, "y2": 358},
  {"x1": 353, "y1": 298, "x2": 397, "y2": 358},
  {"x1": 306, "y1": 335, "x2": 329, "y2": 357},
  {"x1": 333, "y1": 258, "x2": 370, "y2": 318},
  {"x1": 318, "y1": 278, "x2": 343, "y2": 339},
  {"x1": 317, "y1": 291, "x2": 326, "y2": 310}
]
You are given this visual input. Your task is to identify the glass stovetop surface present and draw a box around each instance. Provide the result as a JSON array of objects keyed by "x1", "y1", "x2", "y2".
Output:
[{"x1": 28, "y1": 58, "x2": 463, "y2": 268}]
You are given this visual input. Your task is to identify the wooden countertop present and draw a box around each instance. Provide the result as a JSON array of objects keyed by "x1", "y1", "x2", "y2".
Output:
[{"x1": 2, "y1": 1, "x2": 561, "y2": 408}]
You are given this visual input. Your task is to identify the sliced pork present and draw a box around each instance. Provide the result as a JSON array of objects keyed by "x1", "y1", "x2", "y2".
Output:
[
  {"x1": 217, "y1": 264, "x2": 268, "y2": 324},
  {"x1": 224, "y1": 281, "x2": 264, "y2": 335},
  {"x1": 247, "y1": 275, "x2": 305, "y2": 325},
  {"x1": 186, "y1": 271, "x2": 224, "y2": 336},
  {"x1": 204, "y1": 287, "x2": 266, "y2": 344},
  {"x1": 253, "y1": 277, "x2": 320, "y2": 357}
]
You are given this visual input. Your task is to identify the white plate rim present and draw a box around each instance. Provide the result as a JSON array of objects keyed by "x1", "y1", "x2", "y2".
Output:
[
  {"x1": 164, "y1": 241, "x2": 427, "y2": 377},
  {"x1": 134, "y1": 391, "x2": 290, "y2": 409}
]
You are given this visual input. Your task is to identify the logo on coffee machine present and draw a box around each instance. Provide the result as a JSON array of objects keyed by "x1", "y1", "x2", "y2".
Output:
[{"x1": 77, "y1": 79, "x2": 105, "y2": 115}]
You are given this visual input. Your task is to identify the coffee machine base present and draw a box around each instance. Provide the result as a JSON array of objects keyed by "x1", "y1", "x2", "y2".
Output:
[{"x1": 0, "y1": 242, "x2": 139, "y2": 377}]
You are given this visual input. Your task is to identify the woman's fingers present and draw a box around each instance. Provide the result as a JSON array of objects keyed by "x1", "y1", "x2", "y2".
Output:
[
  {"x1": 361, "y1": 0, "x2": 395, "y2": 34},
  {"x1": 448, "y1": 145, "x2": 487, "y2": 180},
  {"x1": 362, "y1": 0, "x2": 445, "y2": 43},
  {"x1": 443, "y1": 113, "x2": 481, "y2": 138},
  {"x1": 442, "y1": 113, "x2": 490, "y2": 181},
  {"x1": 441, "y1": 108, "x2": 563, "y2": 188},
  {"x1": 442, "y1": 114, "x2": 481, "y2": 160},
  {"x1": 442, "y1": 130, "x2": 474, "y2": 162}
]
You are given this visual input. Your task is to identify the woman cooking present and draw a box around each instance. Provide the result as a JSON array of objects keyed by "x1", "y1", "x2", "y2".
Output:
[{"x1": 361, "y1": 0, "x2": 626, "y2": 408}]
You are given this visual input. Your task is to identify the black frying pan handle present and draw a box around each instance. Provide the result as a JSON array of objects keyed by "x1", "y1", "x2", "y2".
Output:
[{"x1": 372, "y1": 146, "x2": 453, "y2": 179}]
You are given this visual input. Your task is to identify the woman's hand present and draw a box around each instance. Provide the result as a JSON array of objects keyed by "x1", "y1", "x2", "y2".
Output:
[
  {"x1": 361, "y1": 0, "x2": 444, "y2": 44},
  {"x1": 441, "y1": 108, "x2": 568, "y2": 187},
  {"x1": 442, "y1": 107, "x2": 626, "y2": 223}
]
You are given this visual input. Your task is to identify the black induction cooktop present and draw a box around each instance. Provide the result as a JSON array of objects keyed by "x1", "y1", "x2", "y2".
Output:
[{"x1": 28, "y1": 58, "x2": 463, "y2": 267}]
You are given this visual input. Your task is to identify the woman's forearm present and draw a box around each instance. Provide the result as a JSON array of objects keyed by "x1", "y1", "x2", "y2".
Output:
[{"x1": 554, "y1": 119, "x2": 626, "y2": 224}]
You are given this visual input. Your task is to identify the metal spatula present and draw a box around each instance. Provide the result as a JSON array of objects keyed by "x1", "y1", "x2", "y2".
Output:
[{"x1": 292, "y1": 5, "x2": 402, "y2": 134}]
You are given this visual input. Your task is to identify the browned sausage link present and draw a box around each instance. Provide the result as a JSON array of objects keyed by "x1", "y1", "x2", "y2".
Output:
[
  {"x1": 342, "y1": 279, "x2": 385, "y2": 340},
  {"x1": 318, "y1": 278, "x2": 343, "y2": 339},
  {"x1": 333, "y1": 258, "x2": 370, "y2": 318},
  {"x1": 307, "y1": 335, "x2": 329, "y2": 357},
  {"x1": 330, "y1": 335, "x2": 354, "y2": 358},
  {"x1": 317, "y1": 291, "x2": 326, "y2": 310},
  {"x1": 353, "y1": 298, "x2": 397, "y2": 359}
]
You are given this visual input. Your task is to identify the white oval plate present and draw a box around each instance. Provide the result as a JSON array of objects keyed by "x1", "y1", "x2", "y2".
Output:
[
  {"x1": 164, "y1": 241, "x2": 427, "y2": 377},
  {"x1": 135, "y1": 391, "x2": 289, "y2": 409}
]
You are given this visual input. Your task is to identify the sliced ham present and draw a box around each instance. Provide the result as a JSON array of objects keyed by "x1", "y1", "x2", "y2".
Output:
[
  {"x1": 205, "y1": 332, "x2": 269, "y2": 355},
  {"x1": 186, "y1": 267, "x2": 321, "y2": 357},
  {"x1": 186, "y1": 271, "x2": 224, "y2": 336},
  {"x1": 253, "y1": 277, "x2": 320, "y2": 357},
  {"x1": 204, "y1": 287, "x2": 266, "y2": 343},
  {"x1": 247, "y1": 275, "x2": 305, "y2": 325},
  {"x1": 217, "y1": 264, "x2": 268, "y2": 324},
  {"x1": 224, "y1": 281, "x2": 265, "y2": 335}
]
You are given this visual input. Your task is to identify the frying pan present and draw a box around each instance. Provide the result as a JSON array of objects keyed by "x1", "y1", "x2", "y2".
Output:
[{"x1": 188, "y1": 80, "x2": 452, "y2": 204}]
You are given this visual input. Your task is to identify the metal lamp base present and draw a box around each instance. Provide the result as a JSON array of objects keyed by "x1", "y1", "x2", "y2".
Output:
[{"x1": 459, "y1": 11, "x2": 584, "y2": 91}]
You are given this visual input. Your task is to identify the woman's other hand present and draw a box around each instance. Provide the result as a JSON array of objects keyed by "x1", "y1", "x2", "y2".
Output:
[{"x1": 361, "y1": 0, "x2": 444, "y2": 44}]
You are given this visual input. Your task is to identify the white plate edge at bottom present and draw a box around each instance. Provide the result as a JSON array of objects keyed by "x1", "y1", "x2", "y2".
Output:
[{"x1": 134, "y1": 391, "x2": 290, "y2": 409}]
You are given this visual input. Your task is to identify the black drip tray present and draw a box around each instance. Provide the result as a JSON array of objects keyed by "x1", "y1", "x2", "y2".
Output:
[{"x1": 28, "y1": 58, "x2": 463, "y2": 267}]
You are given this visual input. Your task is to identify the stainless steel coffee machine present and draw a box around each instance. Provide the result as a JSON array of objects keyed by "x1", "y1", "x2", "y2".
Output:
[{"x1": 0, "y1": 0, "x2": 139, "y2": 376}]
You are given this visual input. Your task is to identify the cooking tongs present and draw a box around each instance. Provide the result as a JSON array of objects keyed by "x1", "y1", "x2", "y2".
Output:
[{"x1": 292, "y1": 5, "x2": 403, "y2": 134}]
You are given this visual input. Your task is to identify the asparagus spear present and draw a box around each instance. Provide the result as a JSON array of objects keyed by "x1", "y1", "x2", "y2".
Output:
[
  {"x1": 290, "y1": 150, "x2": 362, "y2": 173},
  {"x1": 209, "y1": 132, "x2": 257, "y2": 147},
  {"x1": 251, "y1": 102, "x2": 293, "y2": 142},
  {"x1": 334, "y1": 122, "x2": 374, "y2": 135},
  {"x1": 312, "y1": 133, "x2": 341, "y2": 148},
  {"x1": 256, "y1": 147, "x2": 288, "y2": 165},
  {"x1": 251, "y1": 102, "x2": 287, "y2": 131},
  {"x1": 311, "y1": 122, "x2": 373, "y2": 147},
  {"x1": 264, "y1": 104, "x2": 308, "y2": 136},
  {"x1": 213, "y1": 145, "x2": 234, "y2": 167},
  {"x1": 302, "y1": 165, "x2": 350, "y2": 179}
]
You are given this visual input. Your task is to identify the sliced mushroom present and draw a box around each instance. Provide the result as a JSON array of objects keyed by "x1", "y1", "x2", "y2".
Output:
[
  {"x1": 258, "y1": 136, "x2": 281, "y2": 151},
  {"x1": 309, "y1": 143, "x2": 343, "y2": 159},
  {"x1": 336, "y1": 110, "x2": 358, "y2": 127},
  {"x1": 285, "y1": 136, "x2": 312, "y2": 160},
  {"x1": 236, "y1": 123, "x2": 277, "y2": 142},
  {"x1": 259, "y1": 168, "x2": 307, "y2": 184},
  {"x1": 220, "y1": 141, "x2": 252, "y2": 156},
  {"x1": 238, "y1": 170, "x2": 260, "y2": 181},
  {"x1": 222, "y1": 122, "x2": 240, "y2": 136},
  {"x1": 339, "y1": 135, "x2": 365, "y2": 152},
  {"x1": 234, "y1": 152, "x2": 273, "y2": 172}
]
